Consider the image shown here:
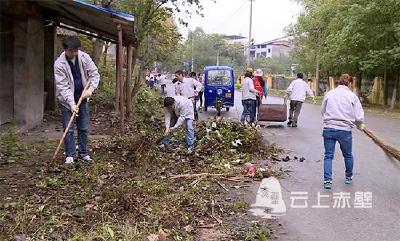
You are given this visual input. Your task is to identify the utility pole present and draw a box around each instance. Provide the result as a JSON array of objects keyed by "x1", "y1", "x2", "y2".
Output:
[
  {"x1": 247, "y1": 0, "x2": 254, "y2": 67},
  {"x1": 191, "y1": 31, "x2": 194, "y2": 72}
]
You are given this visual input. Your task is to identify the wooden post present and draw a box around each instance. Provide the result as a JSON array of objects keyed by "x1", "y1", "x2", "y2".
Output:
[
  {"x1": 126, "y1": 43, "x2": 133, "y2": 117},
  {"x1": 115, "y1": 43, "x2": 120, "y2": 113},
  {"x1": 117, "y1": 24, "x2": 125, "y2": 130}
]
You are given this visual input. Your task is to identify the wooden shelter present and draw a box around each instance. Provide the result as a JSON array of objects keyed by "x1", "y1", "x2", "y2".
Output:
[{"x1": 0, "y1": 0, "x2": 135, "y2": 130}]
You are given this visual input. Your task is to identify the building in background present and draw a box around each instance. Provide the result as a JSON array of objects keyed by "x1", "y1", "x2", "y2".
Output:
[
  {"x1": 223, "y1": 34, "x2": 247, "y2": 45},
  {"x1": 250, "y1": 39, "x2": 293, "y2": 59}
]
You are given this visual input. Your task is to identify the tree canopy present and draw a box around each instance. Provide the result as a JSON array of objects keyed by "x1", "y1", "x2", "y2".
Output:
[{"x1": 290, "y1": 0, "x2": 400, "y2": 77}]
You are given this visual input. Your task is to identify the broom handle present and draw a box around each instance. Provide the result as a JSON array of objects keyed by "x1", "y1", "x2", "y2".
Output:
[{"x1": 52, "y1": 82, "x2": 91, "y2": 161}]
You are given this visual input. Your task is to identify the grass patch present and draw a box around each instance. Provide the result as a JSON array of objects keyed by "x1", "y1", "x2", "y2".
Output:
[{"x1": 0, "y1": 121, "x2": 27, "y2": 163}]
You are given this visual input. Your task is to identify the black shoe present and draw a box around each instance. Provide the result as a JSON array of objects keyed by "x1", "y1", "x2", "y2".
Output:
[
  {"x1": 291, "y1": 124, "x2": 298, "y2": 128},
  {"x1": 287, "y1": 121, "x2": 292, "y2": 126}
]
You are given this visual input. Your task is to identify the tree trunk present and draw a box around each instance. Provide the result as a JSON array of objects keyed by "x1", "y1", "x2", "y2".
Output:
[
  {"x1": 115, "y1": 43, "x2": 120, "y2": 113},
  {"x1": 355, "y1": 71, "x2": 362, "y2": 97},
  {"x1": 383, "y1": 64, "x2": 388, "y2": 105},
  {"x1": 390, "y1": 70, "x2": 399, "y2": 109},
  {"x1": 92, "y1": 38, "x2": 104, "y2": 66},
  {"x1": 315, "y1": 59, "x2": 320, "y2": 96},
  {"x1": 103, "y1": 41, "x2": 109, "y2": 66}
]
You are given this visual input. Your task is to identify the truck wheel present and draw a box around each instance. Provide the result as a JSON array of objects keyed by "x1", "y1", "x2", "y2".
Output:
[{"x1": 226, "y1": 107, "x2": 230, "y2": 112}]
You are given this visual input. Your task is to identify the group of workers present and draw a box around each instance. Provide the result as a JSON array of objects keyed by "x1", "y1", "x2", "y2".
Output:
[{"x1": 54, "y1": 36, "x2": 365, "y2": 189}]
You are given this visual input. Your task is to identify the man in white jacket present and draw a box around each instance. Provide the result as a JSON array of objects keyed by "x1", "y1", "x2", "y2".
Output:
[
  {"x1": 286, "y1": 73, "x2": 315, "y2": 127},
  {"x1": 161, "y1": 96, "x2": 195, "y2": 152},
  {"x1": 54, "y1": 36, "x2": 100, "y2": 165}
]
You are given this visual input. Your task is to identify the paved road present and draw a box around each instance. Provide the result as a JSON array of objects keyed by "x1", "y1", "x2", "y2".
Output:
[{"x1": 192, "y1": 87, "x2": 400, "y2": 241}]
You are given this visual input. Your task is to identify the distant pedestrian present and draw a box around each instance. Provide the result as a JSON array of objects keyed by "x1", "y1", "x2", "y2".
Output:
[
  {"x1": 149, "y1": 73, "x2": 155, "y2": 89},
  {"x1": 160, "y1": 73, "x2": 166, "y2": 95},
  {"x1": 197, "y1": 72, "x2": 204, "y2": 107},
  {"x1": 286, "y1": 73, "x2": 315, "y2": 127},
  {"x1": 241, "y1": 68, "x2": 259, "y2": 124},
  {"x1": 253, "y1": 69, "x2": 265, "y2": 107},
  {"x1": 321, "y1": 73, "x2": 365, "y2": 189}
]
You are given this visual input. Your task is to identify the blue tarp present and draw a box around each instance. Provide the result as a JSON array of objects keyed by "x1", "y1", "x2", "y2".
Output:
[{"x1": 74, "y1": 0, "x2": 134, "y2": 22}]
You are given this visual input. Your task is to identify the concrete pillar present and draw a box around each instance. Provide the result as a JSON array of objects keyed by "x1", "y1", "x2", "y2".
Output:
[
  {"x1": 44, "y1": 24, "x2": 56, "y2": 110},
  {"x1": 13, "y1": 16, "x2": 44, "y2": 129},
  {"x1": 0, "y1": 19, "x2": 14, "y2": 125}
]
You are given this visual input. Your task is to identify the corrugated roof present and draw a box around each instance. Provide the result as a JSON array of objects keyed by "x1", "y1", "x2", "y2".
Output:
[{"x1": 34, "y1": 0, "x2": 135, "y2": 45}]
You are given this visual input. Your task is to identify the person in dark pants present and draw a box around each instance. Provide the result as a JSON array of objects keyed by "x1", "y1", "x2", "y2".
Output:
[
  {"x1": 286, "y1": 73, "x2": 315, "y2": 127},
  {"x1": 54, "y1": 36, "x2": 100, "y2": 165},
  {"x1": 197, "y1": 73, "x2": 204, "y2": 107},
  {"x1": 321, "y1": 74, "x2": 365, "y2": 189}
]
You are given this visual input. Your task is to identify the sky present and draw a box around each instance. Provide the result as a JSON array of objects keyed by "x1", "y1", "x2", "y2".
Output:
[{"x1": 177, "y1": 0, "x2": 302, "y2": 44}]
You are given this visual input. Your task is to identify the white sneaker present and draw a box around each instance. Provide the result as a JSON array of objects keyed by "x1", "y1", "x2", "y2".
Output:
[
  {"x1": 187, "y1": 147, "x2": 193, "y2": 154},
  {"x1": 65, "y1": 156, "x2": 74, "y2": 165},
  {"x1": 81, "y1": 155, "x2": 93, "y2": 163}
]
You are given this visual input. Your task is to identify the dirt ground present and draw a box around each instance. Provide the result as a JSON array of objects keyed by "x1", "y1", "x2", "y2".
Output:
[{"x1": 0, "y1": 104, "x2": 287, "y2": 240}]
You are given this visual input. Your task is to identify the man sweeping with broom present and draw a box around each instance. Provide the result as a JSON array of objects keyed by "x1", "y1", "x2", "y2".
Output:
[
  {"x1": 54, "y1": 36, "x2": 100, "y2": 165},
  {"x1": 321, "y1": 73, "x2": 365, "y2": 189}
]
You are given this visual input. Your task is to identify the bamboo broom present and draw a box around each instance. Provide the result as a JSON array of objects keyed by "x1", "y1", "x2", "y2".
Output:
[{"x1": 363, "y1": 126, "x2": 400, "y2": 161}]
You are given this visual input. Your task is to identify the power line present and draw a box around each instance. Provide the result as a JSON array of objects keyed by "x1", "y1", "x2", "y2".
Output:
[{"x1": 211, "y1": 0, "x2": 249, "y2": 33}]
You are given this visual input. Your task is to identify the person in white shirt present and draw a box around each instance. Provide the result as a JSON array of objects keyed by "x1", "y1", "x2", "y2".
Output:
[
  {"x1": 197, "y1": 73, "x2": 205, "y2": 107},
  {"x1": 321, "y1": 73, "x2": 365, "y2": 189},
  {"x1": 161, "y1": 96, "x2": 195, "y2": 152},
  {"x1": 174, "y1": 70, "x2": 202, "y2": 99},
  {"x1": 286, "y1": 73, "x2": 315, "y2": 127},
  {"x1": 241, "y1": 69, "x2": 259, "y2": 124},
  {"x1": 160, "y1": 73, "x2": 167, "y2": 95},
  {"x1": 174, "y1": 70, "x2": 202, "y2": 120}
]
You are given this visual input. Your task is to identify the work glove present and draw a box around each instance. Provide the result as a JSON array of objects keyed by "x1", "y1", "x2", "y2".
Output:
[
  {"x1": 357, "y1": 123, "x2": 366, "y2": 131},
  {"x1": 69, "y1": 102, "x2": 79, "y2": 113},
  {"x1": 82, "y1": 88, "x2": 93, "y2": 99}
]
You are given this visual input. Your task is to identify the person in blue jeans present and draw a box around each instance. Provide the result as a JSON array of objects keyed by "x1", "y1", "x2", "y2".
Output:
[
  {"x1": 54, "y1": 36, "x2": 100, "y2": 165},
  {"x1": 241, "y1": 69, "x2": 259, "y2": 124},
  {"x1": 161, "y1": 96, "x2": 195, "y2": 152},
  {"x1": 321, "y1": 73, "x2": 365, "y2": 189}
]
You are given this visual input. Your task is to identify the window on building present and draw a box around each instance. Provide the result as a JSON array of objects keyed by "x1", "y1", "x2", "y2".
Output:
[
  {"x1": 261, "y1": 52, "x2": 267, "y2": 57},
  {"x1": 268, "y1": 48, "x2": 271, "y2": 53},
  {"x1": 261, "y1": 44, "x2": 266, "y2": 48}
]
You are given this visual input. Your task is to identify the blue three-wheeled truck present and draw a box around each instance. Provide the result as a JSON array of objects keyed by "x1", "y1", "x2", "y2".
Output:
[{"x1": 203, "y1": 66, "x2": 235, "y2": 116}]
